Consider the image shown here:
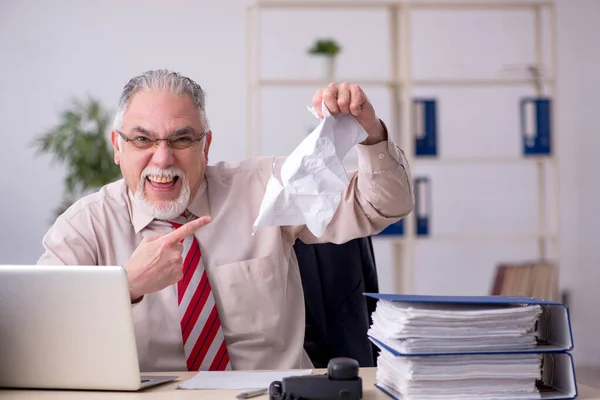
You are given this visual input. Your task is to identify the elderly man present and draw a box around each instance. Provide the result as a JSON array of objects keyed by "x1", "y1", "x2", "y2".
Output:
[{"x1": 37, "y1": 69, "x2": 413, "y2": 373}]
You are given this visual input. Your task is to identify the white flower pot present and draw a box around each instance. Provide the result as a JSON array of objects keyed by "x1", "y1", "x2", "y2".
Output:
[{"x1": 311, "y1": 55, "x2": 336, "y2": 81}]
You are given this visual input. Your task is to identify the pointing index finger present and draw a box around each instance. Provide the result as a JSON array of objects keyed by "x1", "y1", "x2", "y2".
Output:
[{"x1": 163, "y1": 216, "x2": 212, "y2": 244}]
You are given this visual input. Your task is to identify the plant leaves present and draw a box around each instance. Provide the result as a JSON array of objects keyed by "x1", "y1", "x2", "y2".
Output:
[{"x1": 31, "y1": 96, "x2": 122, "y2": 216}]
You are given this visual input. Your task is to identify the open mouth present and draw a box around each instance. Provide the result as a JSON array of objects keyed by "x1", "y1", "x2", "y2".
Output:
[{"x1": 146, "y1": 175, "x2": 180, "y2": 189}]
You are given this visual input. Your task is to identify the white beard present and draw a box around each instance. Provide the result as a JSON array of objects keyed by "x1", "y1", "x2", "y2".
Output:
[{"x1": 134, "y1": 167, "x2": 190, "y2": 220}]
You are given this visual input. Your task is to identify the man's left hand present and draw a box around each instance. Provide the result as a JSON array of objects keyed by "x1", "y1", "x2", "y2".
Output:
[{"x1": 312, "y1": 82, "x2": 387, "y2": 145}]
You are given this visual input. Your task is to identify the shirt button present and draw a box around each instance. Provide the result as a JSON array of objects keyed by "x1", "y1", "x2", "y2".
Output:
[{"x1": 378, "y1": 153, "x2": 385, "y2": 160}]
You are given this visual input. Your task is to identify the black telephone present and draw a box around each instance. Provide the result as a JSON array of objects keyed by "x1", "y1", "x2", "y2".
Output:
[{"x1": 268, "y1": 357, "x2": 362, "y2": 400}]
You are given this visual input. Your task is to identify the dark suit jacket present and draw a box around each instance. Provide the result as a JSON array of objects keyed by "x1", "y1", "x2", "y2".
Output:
[{"x1": 294, "y1": 237, "x2": 379, "y2": 368}]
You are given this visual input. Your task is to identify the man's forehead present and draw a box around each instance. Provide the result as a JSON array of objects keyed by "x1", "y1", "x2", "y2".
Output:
[
  {"x1": 125, "y1": 91, "x2": 198, "y2": 115},
  {"x1": 122, "y1": 91, "x2": 204, "y2": 133}
]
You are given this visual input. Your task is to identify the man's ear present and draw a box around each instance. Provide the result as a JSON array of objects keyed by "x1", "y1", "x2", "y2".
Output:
[
  {"x1": 203, "y1": 130, "x2": 212, "y2": 164},
  {"x1": 110, "y1": 130, "x2": 121, "y2": 165}
]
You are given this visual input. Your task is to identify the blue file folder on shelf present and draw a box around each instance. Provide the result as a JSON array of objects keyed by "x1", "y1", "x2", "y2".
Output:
[
  {"x1": 364, "y1": 293, "x2": 578, "y2": 400},
  {"x1": 414, "y1": 177, "x2": 430, "y2": 236},
  {"x1": 414, "y1": 99, "x2": 437, "y2": 156},
  {"x1": 521, "y1": 97, "x2": 552, "y2": 155},
  {"x1": 378, "y1": 219, "x2": 404, "y2": 236}
]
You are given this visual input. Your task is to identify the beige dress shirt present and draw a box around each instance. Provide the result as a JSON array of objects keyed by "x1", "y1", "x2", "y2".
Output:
[{"x1": 37, "y1": 139, "x2": 413, "y2": 372}]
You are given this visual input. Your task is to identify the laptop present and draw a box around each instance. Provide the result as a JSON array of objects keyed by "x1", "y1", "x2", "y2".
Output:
[{"x1": 0, "y1": 265, "x2": 178, "y2": 391}]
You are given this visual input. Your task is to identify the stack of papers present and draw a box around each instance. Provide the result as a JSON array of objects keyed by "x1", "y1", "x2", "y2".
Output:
[
  {"x1": 376, "y1": 351, "x2": 542, "y2": 400},
  {"x1": 368, "y1": 299, "x2": 543, "y2": 354},
  {"x1": 368, "y1": 299, "x2": 545, "y2": 400}
]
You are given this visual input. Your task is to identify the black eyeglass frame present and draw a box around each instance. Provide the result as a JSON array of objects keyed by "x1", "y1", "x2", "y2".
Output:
[{"x1": 116, "y1": 129, "x2": 208, "y2": 150}]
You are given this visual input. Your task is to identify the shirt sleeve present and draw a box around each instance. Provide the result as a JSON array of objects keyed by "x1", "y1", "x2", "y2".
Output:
[
  {"x1": 289, "y1": 127, "x2": 414, "y2": 245},
  {"x1": 36, "y1": 207, "x2": 143, "y2": 307},
  {"x1": 36, "y1": 210, "x2": 98, "y2": 266}
]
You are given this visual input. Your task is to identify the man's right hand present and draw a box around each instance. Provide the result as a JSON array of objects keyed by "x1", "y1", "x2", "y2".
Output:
[{"x1": 124, "y1": 216, "x2": 212, "y2": 302}]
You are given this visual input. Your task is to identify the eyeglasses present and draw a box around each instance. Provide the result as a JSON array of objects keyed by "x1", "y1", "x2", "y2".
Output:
[{"x1": 116, "y1": 130, "x2": 207, "y2": 150}]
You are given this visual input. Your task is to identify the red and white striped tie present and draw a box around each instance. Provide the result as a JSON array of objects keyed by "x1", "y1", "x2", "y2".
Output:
[{"x1": 169, "y1": 212, "x2": 231, "y2": 371}]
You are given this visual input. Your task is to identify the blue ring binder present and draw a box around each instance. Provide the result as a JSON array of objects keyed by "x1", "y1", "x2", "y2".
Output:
[
  {"x1": 365, "y1": 293, "x2": 578, "y2": 400},
  {"x1": 521, "y1": 97, "x2": 552, "y2": 156},
  {"x1": 414, "y1": 99, "x2": 438, "y2": 157}
]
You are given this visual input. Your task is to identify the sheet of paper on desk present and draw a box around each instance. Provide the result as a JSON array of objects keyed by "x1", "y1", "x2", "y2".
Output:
[
  {"x1": 252, "y1": 100, "x2": 368, "y2": 238},
  {"x1": 176, "y1": 369, "x2": 313, "y2": 390}
]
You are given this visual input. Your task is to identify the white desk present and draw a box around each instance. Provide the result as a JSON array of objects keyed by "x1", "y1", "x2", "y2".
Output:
[{"x1": 1, "y1": 368, "x2": 599, "y2": 399}]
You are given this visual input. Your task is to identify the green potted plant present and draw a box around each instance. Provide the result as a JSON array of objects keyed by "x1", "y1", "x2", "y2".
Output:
[
  {"x1": 31, "y1": 96, "x2": 122, "y2": 217},
  {"x1": 307, "y1": 38, "x2": 342, "y2": 80}
]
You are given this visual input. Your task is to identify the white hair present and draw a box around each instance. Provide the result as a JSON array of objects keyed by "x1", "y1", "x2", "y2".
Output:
[
  {"x1": 134, "y1": 166, "x2": 190, "y2": 220},
  {"x1": 112, "y1": 69, "x2": 210, "y2": 132}
]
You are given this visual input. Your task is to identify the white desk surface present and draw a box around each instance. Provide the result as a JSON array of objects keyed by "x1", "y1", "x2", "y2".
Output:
[{"x1": 1, "y1": 368, "x2": 599, "y2": 399}]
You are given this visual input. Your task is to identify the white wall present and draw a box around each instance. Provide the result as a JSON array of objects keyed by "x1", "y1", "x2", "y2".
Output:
[
  {"x1": 553, "y1": 0, "x2": 600, "y2": 366},
  {"x1": 1, "y1": 0, "x2": 599, "y2": 365}
]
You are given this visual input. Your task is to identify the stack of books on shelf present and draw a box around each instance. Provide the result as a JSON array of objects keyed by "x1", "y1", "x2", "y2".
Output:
[{"x1": 366, "y1": 294, "x2": 577, "y2": 400}]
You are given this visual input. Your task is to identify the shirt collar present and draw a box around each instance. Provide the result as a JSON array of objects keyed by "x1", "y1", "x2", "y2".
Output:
[{"x1": 130, "y1": 180, "x2": 209, "y2": 234}]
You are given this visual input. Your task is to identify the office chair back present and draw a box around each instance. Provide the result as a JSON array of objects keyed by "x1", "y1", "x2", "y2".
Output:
[{"x1": 294, "y1": 236, "x2": 379, "y2": 368}]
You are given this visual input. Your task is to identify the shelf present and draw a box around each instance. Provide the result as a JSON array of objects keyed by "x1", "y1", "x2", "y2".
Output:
[
  {"x1": 410, "y1": 1, "x2": 553, "y2": 10},
  {"x1": 247, "y1": 0, "x2": 559, "y2": 295},
  {"x1": 251, "y1": 1, "x2": 398, "y2": 9},
  {"x1": 249, "y1": 77, "x2": 554, "y2": 88},
  {"x1": 413, "y1": 78, "x2": 555, "y2": 87},
  {"x1": 377, "y1": 233, "x2": 558, "y2": 243},
  {"x1": 412, "y1": 156, "x2": 554, "y2": 165},
  {"x1": 252, "y1": 79, "x2": 397, "y2": 87},
  {"x1": 251, "y1": 1, "x2": 553, "y2": 10}
]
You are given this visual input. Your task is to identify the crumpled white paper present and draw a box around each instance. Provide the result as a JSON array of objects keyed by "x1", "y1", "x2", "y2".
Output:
[{"x1": 252, "y1": 100, "x2": 369, "y2": 238}]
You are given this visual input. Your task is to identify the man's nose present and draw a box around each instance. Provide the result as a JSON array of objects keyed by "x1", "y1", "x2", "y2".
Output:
[{"x1": 150, "y1": 141, "x2": 175, "y2": 167}]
